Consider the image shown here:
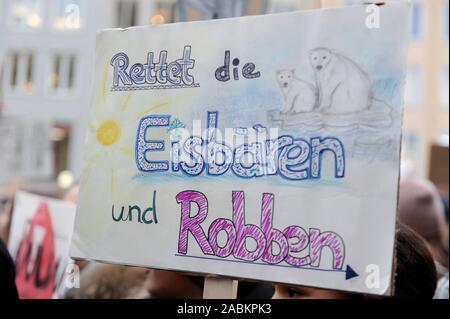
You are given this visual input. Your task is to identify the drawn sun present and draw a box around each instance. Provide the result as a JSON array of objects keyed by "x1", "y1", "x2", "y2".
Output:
[
  {"x1": 79, "y1": 59, "x2": 175, "y2": 200},
  {"x1": 96, "y1": 119, "x2": 122, "y2": 147},
  {"x1": 81, "y1": 66, "x2": 173, "y2": 199}
]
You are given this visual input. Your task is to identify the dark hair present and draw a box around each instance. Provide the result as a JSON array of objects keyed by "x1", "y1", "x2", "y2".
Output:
[
  {"x1": 187, "y1": 275, "x2": 205, "y2": 290},
  {"x1": 0, "y1": 238, "x2": 18, "y2": 299},
  {"x1": 394, "y1": 222, "x2": 438, "y2": 299}
]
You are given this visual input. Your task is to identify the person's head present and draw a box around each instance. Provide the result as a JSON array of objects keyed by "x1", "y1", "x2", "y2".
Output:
[
  {"x1": 394, "y1": 222, "x2": 438, "y2": 298},
  {"x1": 145, "y1": 269, "x2": 203, "y2": 299},
  {"x1": 66, "y1": 263, "x2": 149, "y2": 299},
  {"x1": 272, "y1": 285, "x2": 352, "y2": 299},
  {"x1": 273, "y1": 223, "x2": 437, "y2": 299},
  {"x1": 398, "y1": 176, "x2": 448, "y2": 269}
]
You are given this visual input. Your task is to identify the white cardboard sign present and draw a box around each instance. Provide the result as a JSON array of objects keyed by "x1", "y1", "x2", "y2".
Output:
[{"x1": 71, "y1": 3, "x2": 410, "y2": 295}]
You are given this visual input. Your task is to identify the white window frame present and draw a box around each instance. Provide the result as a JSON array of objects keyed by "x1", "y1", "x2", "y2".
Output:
[
  {"x1": 443, "y1": 0, "x2": 449, "y2": 40},
  {"x1": 46, "y1": 50, "x2": 80, "y2": 98},
  {"x1": 4, "y1": 50, "x2": 36, "y2": 96},
  {"x1": 404, "y1": 64, "x2": 424, "y2": 108},
  {"x1": 440, "y1": 64, "x2": 449, "y2": 109},
  {"x1": 116, "y1": 0, "x2": 138, "y2": 28},
  {"x1": 410, "y1": 1, "x2": 425, "y2": 42}
]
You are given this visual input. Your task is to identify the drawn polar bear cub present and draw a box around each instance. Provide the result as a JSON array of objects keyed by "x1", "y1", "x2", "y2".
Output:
[
  {"x1": 310, "y1": 48, "x2": 372, "y2": 114},
  {"x1": 276, "y1": 69, "x2": 317, "y2": 114}
]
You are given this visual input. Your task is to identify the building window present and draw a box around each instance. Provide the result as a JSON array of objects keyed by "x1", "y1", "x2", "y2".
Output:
[
  {"x1": 437, "y1": 133, "x2": 449, "y2": 147},
  {"x1": 404, "y1": 65, "x2": 424, "y2": 108},
  {"x1": 8, "y1": 0, "x2": 43, "y2": 30},
  {"x1": 176, "y1": 0, "x2": 264, "y2": 21},
  {"x1": 52, "y1": 0, "x2": 83, "y2": 31},
  {"x1": 410, "y1": 2, "x2": 425, "y2": 41},
  {"x1": 0, "y1": 118, "x2": 53, "y2": 181},
  {"x1": 343, "y1": 0, "x2": 366, "y2": 5},
  {"x1": 49, "y1": 54, "x2": 77, "y2": 95},
  {"x1": 401, "y1": 130, "x2": 424, "y2": 175},
  {"x1": 117, "y1": 0, "x2": 137, "y2": 28},
  {"x1": 151, "y1": 1, "x2": 177, "y2": 24},
  {"x1": 269, "y1": 1, "x2": 298, "y2": 14},
  {"x1": 0, "y1": 63, "x2": 4, "y2": 110},
  {"x1": 443, "y1": 0, "x2": 449, "y2": 40},
  {"x1": 440, "y1": 65, "x2": 449, "y2": 108},
  {"x1": 5, "y1": 51, "x2": 35, "y2": 94},
  {"x1": 51, "y1": 124, "x2": 71, "y2": 179}
]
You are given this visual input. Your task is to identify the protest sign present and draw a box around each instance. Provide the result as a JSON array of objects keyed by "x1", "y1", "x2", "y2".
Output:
[
  {"x1": 71, "y1": 3, "x2": 410, "y2": 295},
  {"x1": 8, "y1": 191, "x2": 76, "y2": 299}
]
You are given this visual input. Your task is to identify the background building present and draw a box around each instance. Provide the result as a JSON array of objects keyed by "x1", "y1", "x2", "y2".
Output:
[
  {"x1": 0, "y1": 0, "x2": 448, "y2": 196},
  {"x1": 0, "y1": 0, "x2": 105, "y2": 194},
  {"x1": 401, "y1": 0, "x2": 449, "y2": 195}
]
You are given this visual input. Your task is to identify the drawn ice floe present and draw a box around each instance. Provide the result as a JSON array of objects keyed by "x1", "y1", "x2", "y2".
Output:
[{"x1": 266, "y1": 48, "x2": 400, "y2": 164}]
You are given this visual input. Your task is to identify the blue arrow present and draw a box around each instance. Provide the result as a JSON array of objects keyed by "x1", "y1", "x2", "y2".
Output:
[
  {"x1": 345, "y1": 265, "x2": 359, "y2": 280},
  {"x1": 176, "y1": 254, "x2": 359, "y2": 280}
]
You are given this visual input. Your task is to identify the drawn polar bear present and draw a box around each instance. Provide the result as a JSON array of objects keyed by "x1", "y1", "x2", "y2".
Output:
[
  {"x1": 276, "y1": 69, "x2": 317, "y2": 114},
  {"x1": 310, "y1": 48, "x2": 372, "y2": 114}
]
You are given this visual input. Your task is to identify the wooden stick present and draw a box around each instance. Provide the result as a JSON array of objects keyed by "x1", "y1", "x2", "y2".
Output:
[{"x1": 203, "y1": 277, "x2": 238, "y2": 299}]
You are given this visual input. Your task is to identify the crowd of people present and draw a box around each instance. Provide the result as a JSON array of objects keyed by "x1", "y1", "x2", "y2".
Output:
[{"x1": 0, "y1": 173, "x2": 448, "y2": 299}]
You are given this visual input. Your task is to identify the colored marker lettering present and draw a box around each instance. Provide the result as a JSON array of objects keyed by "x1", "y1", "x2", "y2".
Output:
[{"x1": 176, "y1": 190, "x2": 345, "y2": 269}]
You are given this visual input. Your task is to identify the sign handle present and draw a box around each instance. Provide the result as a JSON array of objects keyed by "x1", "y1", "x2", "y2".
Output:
[{"x1": 203, "y1": 277, "x2": 238, "y2": 299}]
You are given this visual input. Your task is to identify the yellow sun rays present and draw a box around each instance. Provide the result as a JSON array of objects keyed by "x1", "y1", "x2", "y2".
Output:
[
  {"x1": 87, "y1": 63, "x2": 176, "y2": 199},
  {"x1": 102, "y1": 62, "x2": 109, "y2": 105},
  {"x1": 134, "y1": 100, "x2": 171, "y2": 121}
]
